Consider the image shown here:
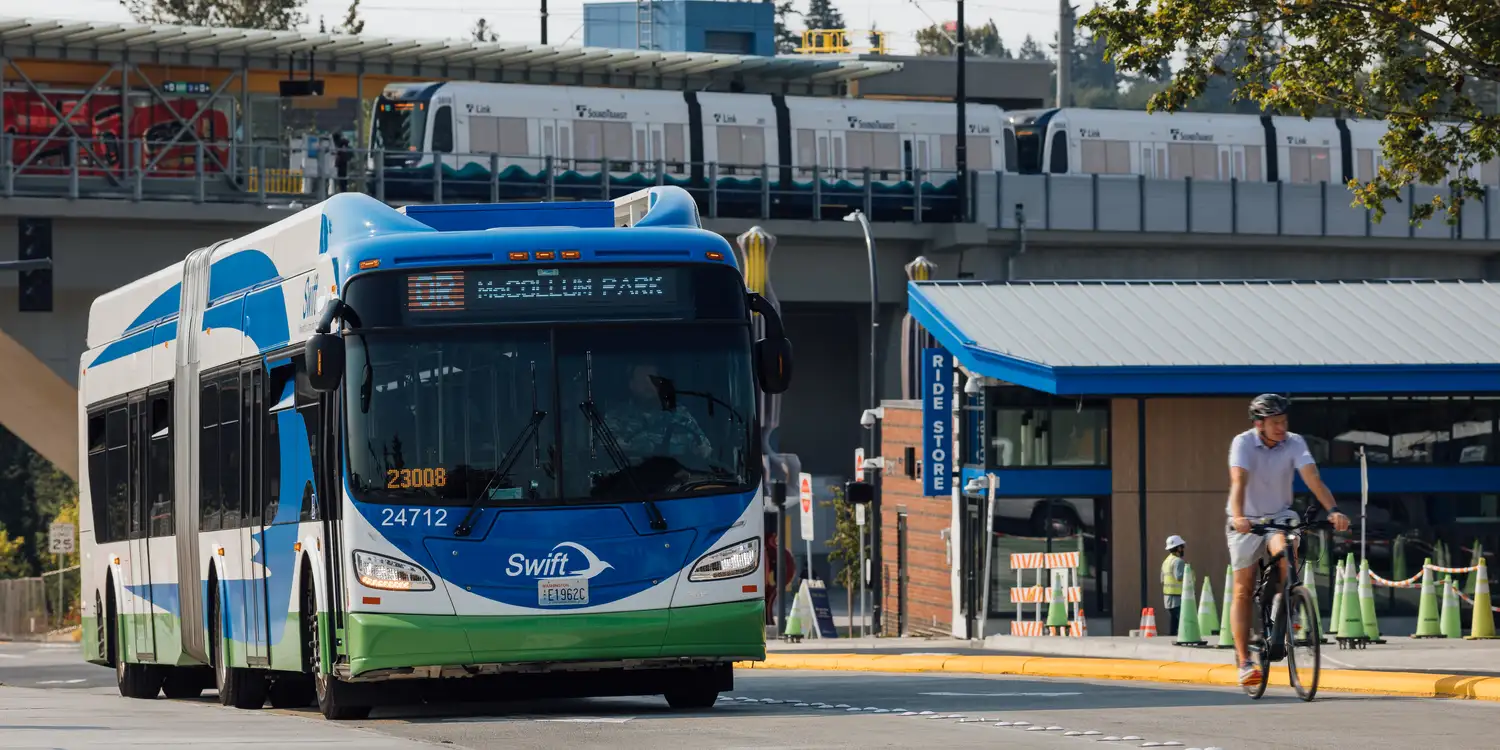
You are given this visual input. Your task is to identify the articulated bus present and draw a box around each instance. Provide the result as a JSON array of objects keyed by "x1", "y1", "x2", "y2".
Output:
[{"x1": 78, "y1": 185, "x2": 793, "y2": 719}]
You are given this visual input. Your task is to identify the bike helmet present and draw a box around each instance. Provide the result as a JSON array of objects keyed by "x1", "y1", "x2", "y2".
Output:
[{"x1": 1248, "y1": 393, "x2": 1290, "y2": 420}]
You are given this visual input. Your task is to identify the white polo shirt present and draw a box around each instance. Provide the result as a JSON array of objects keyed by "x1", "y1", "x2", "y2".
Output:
[{"x1": 1226, "y1": 428, "x2": 1315, "y2": 518}]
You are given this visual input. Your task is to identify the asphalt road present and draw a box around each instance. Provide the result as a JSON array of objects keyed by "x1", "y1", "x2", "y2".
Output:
[{"x1": 2, "y1": 640, "x2": 1494, "y2": 749}]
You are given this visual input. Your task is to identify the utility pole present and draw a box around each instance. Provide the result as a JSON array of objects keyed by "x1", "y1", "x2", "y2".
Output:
[
  {"x1": 955, "y1": 0, "x2": 968, "y2": 222},
  {"x1": 1056, "y1": 0, "x2": 1072, "y2": 107},
  {"x1": 541, "y1": 0, "x2": 549, "y2": 44}
]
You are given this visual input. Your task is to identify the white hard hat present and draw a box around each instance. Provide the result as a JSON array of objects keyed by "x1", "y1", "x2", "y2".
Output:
[{"x1": 1165, "y1": 535, "x2": 1186, "y2": 550}]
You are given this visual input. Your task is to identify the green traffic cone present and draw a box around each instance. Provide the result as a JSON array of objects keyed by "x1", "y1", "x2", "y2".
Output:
[
  {"x1": 1077, "y1": 533, "x2": 1091, "y2": 579},
  {"x1": 1466, "y1": 541, "x2": 1485, "y2": 596},
  {"x1": 1358, "y1": 559, "x2": 1382, "y2": 642},
  {"x1": 1198, "y1": 575, "x2": 1219, "y2": 637},
  {"x1": 1466, "y1": 558, "x2": 1498, "y2": 640},
  {"x1": 1440, "y1": 575, "x2": 1464, "y2": 639},
  {"x1": 1217, "y1": 565, "x2": 1235, "y2": 648},
  {"x1": 1337, "y1": 554, "x2": 1366, "y2": 641},
  {"x1": 1329, "y1": 559, "x2": 1345, "y2": 633},
  {"x1": 1301, "y1": 562, "x2": 1322, "y2": 640},
  {"x1": 1412, "y1": 559, "x2": 1443, "y2": 638},
  {"x1": 1175, "y1": 564, "x2": 1205, "y2": 645},
  {"x1": 1045, "y1": 570, "x2": 1069, "y2": 633}
]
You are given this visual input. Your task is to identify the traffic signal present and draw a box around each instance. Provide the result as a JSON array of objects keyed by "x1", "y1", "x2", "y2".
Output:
[{"x1": 18, "y1": 217, "x2": 51, "y2": 312}]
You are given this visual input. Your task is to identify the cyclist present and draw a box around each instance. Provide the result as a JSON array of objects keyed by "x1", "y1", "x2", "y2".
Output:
[{"x1": 1228, "y1": 394, "x2": 1350, "y2": 687}]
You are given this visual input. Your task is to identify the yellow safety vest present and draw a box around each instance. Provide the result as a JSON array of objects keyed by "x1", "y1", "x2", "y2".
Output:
[{"x1": 1161, "y1": 555, "x2": 1183, "y2": 596}]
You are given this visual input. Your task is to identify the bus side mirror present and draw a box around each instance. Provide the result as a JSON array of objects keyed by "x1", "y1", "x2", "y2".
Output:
[
  {"x1": 756, "y1": 337, "x2": 792, "y2": 395},
  {"x1": 305, "y1": 333, "x2": 345, "y2": 392}
]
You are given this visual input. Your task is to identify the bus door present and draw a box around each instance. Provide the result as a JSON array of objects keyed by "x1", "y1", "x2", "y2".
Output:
[
  {"x1": 240, "y1": 366, "x2": 271, "y2": 666},
  {"x1": 126, "y1": 397, "x2": 156, "y2": 660}
]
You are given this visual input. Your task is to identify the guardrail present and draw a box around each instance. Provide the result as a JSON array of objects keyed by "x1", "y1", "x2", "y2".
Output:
[{"x1": 1, "y1": 134, "x2": 1494, "y2": 240}]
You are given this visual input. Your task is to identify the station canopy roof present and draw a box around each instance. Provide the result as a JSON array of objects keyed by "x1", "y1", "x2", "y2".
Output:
[
  {"x1": 0, "y1": 16, "x2": 900, "y2": 93},
  {"x1": 908, "y1": 279, "x2": 1500, "y2": 395}
]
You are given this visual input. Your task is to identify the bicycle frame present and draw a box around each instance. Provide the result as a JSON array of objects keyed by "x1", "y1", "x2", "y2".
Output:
[{"x1": 1251, "y1": 528, "x2": 1303, "y2": 662}]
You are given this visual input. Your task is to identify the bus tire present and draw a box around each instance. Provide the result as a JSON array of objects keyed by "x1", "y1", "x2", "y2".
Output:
[
  {"x1": 112, "y1": 595, "x2": 163, "y2": 700},
  {"x1": 211, "y1": 589, "x2": 267, "y2": 709},
  {"x1": 663, "y1": 681, "x2": 720, "y2": 710},
  {"x1": 304, "y1": 571, "x2": 370, "y2": 720},
  {"x1": 162, "y1": 667, "x2": 207, "y2": 699}
]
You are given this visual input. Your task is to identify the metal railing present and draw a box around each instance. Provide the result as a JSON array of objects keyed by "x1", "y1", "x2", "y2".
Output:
[{"x1": 2, "y1": 134, "x2": 1496, "y2": 240}]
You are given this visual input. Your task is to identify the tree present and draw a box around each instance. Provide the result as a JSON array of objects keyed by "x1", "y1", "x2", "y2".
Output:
[
  {"x1": 822, "y1": 483, "x2": 862, "y2": 635},
  {"x1": 915, "y1": 20, "x2": 1011, "y2": 59},
  {"x1": 1017, "y1": 34, "x2": 1048, "y2": 61},
  {"x1": 770, "y1": 1, "x2": 800, "y2": 55},
  {"x1": 0, "y1": 524, "x2": 28, "y2": 579},
  {"x1": 1079, "y1": 0, "x2": 1500, "y2": 225},
  {"x1": 121, "y1": 0, "x2": 307, "y2": 30},
  {"x1": 340, "y1": 0, "x2": 365, "y2": 35},
  {"x1": 803, "y1": 0, "x2": 844, "y2": 32},
  {"x1": 471, "y1": 17, "x2": 498, "y2": 43}
]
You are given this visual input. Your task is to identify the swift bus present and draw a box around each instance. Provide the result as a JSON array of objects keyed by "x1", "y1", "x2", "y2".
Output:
[{"x1": 78, "y1": 185, "x2": 793, "y2": 719}]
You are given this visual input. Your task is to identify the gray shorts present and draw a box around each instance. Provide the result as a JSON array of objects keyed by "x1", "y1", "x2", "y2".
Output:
[{"x1": 1225, "y1": 509, "x2": 1299, "y2": 571}]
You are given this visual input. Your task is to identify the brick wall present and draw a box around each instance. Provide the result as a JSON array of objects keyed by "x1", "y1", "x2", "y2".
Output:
[{"x1": 877, "y1": 402, "x2": 953, "y2": 636}]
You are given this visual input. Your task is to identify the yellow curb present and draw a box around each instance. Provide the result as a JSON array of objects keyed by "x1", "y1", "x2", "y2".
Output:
[{"x1": 737, "y1": 653, "x2": 1500, "y2": 702}]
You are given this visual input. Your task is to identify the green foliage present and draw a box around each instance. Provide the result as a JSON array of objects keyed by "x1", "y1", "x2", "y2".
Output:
[
  {"x1": 340, "y1": 0, "x2": 365, "y2": 35},
  {"x1": 0, "y1": 431, "x2": 78, "y2": 578},
  {"x1": 121, "y1": 0, "x2": 308, "y2": 30},
  {"x1": 803, "y1": 0, "x2": 845, "y2": 33},
  {"x1": 0, "y1": 525, "x2": 29, "y2": 579},
  {"x1": 822, "y1": 484, "x2": 861, "y2": 591},
  {"x1": 1079, "y1": 0, "x2": 1500, "y2": 225},
  {"x1": 1018, "y1": 34, "x2": 1049, "y2": 61},
  {"x1": 471, "y1": 17, "x2": 498, "y2": 43},
  {"x1": 772, "y1": 1, "x2": 800, "y2": 55},
  {"x1": 916, "y1": 20, "x2": 1011, "y2": 59}
]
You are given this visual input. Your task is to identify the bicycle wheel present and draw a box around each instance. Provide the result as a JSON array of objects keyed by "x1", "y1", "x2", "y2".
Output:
[
  {"x1": 1285, "y1": 586, "x2": 1321, "y2": 701},
  {"x1": 1242, "y1": 595, "x2": 1270, "y2": 700}
]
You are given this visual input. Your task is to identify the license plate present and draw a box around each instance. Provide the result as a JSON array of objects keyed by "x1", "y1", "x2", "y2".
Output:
[{"x1": 538, "y1": 576, "x2": 589, "y2": 607}]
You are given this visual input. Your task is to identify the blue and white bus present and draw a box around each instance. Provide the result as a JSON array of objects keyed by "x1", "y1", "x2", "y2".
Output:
[{"x1": 78, "y1": 186, "x2": 793, "y2": 719}]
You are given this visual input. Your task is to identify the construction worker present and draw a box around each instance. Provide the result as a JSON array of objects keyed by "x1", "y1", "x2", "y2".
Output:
[{"x1": 1161, "y1": 535, "x2": 1187, "y2": 637}]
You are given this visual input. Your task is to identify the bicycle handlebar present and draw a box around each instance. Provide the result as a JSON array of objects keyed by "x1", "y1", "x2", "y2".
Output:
[{"x1": 1247, "y1": 519, "x2": 1333, "y2": 536}]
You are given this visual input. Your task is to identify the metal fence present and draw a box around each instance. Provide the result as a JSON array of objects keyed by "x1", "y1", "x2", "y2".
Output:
[
  {"x1": 0, "y1": 567, "x2": 79, "y2": 640},
  {"x1": 3, "y1": 133, "x2": 1497, "y2": 241}
]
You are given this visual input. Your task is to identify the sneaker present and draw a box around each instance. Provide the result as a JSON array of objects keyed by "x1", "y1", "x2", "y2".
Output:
[{"x1": 1239, "y1": 662, "x2": 1263, "y2": 686}]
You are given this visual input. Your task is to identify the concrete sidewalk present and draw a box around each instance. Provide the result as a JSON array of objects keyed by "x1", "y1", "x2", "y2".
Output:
[{"x1": 768, "y1": 633, "x2": 1500, "y2": 677}]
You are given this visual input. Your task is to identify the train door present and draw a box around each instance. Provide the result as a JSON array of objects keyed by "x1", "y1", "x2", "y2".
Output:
[
  {"x1": 541, "y1": 119, "x2": 573, "y2": 172},
  {"x1": 902, "y1": 137, "x2": 914, "y2": 182},
  {"x1": 631, "y1": 122, "x2": 649, "y2": 175},
  {"x1": 240, "y1": 365, "x2": 270, "y2": 666},
  {"x1": 648, "y1": 122, "x2": 666, "y2": 177},
  {"x1": 828, "y1": 131, "x2": 845, "y2": 181},
  {"x1": 126, "y1": 397, "x2": 156, "y2": 660},
  {"x1": 1218, "y1": 144, "x2": 1247, "y2": 180}
]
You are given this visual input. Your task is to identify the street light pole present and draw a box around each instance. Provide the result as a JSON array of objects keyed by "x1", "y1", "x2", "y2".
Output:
[
  {"x1": 955, "y1": 0, "x2": 968, "y2": 222},
  {"x1": 845, "y1": 210, "x2": 881, "y2": 631}
]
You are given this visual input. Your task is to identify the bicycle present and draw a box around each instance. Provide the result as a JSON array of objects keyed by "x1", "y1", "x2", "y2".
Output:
[{"x1": 1241, "y1": 510, "x2": 1332, "y2": 702}]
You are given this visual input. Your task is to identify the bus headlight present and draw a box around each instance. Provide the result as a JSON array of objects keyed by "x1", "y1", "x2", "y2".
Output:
[
  {"x1": 689, "y1": 539, "x2": 760, "y2": 582},
  {"x1": 354, "y1": 550, "x2": 435, "y2": 591}
]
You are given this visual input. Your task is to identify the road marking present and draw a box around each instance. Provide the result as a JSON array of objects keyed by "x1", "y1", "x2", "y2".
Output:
[
  {"x1": 0, "y1": 654, "x2": 22, "y2": 659},
  {"x1": 534, "y1": 717, "x2": 633, "y2": 723},
  {"x1": 35, "y1": 679, "x2": 86, "y2": 685},
  {"x1": 918, "y1": 691, "x2": 1082, "y2": 697}
]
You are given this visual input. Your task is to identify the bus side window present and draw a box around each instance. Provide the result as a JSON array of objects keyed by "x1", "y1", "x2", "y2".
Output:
[
  {"x1": 294, "y1": 355, "x2": 322, "y2": 523},
  {"x1": 87, "y1": 411, "x2": 109, "y2": 542},
  {"x1": 200, "y1": 383, "x2": 221, "y2": 532},
  {"x1": 432, "y1": 106, "x2": 454, "y2": 154},
  {"x1": 147, "y1": 392, "x2": 173, "y2": 538},
  {"x1": 220, "y1": 375, "x2": 242, "y2": 530},
  {"x1": 105, "y1": 406, "x2": 129, "y2": 544},
  {"x1": 1048, "y1": 130, "x2": 1069, "y2": 174},
  {"x1": 265, "y1": 363, "x2": 293, "y2": 526}
]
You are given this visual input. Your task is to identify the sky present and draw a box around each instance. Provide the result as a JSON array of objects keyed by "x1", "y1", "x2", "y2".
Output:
[{"x1": 30, "y1": 0, "x2": 1092, "y2": 57}]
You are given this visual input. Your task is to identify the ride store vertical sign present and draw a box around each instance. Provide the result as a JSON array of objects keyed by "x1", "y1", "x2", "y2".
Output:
[{"x1": 921, "y1": 347, "x2": 951, "y2": 497}]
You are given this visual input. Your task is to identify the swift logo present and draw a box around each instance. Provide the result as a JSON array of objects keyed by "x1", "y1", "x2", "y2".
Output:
[
  {"x1": 506, "y1": 542, "x2": 615, "y2": 579},
  {"x1": 301, "y1": 273, "x2": 319, "y2": 320}
]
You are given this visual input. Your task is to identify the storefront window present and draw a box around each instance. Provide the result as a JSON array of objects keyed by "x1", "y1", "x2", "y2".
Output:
[
  {"x1": 986, "y1": 496, "x2": 1111, "y2": 623},
  {"x1": 983, "y1": 388, "x2": 1109, "y2": 468},
  {"x1": 1293, "y1": 395, "x2": 1497, "y2": 466}
]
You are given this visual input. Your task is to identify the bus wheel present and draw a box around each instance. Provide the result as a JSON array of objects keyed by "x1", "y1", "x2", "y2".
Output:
[
  {"x1": 212, "y1": 593, "x2": 267, "y2": 709},
  {"x1": 304, "y1": 575, "x2": 369, "y2": 720},
  {"x1": 112, "y1": 601, "x2": 163, "y2": 698},
  {"x1": 663, "y1": 681, "x2": 721, "y2": 710}
]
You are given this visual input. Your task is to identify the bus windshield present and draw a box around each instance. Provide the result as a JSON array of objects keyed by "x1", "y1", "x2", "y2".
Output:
[
  {"x1": 344, "y1": 324, "x2": 756, "y2": 506},
  {"x1": 371, "y1": 98, "x2": 427, "y2": 152}
]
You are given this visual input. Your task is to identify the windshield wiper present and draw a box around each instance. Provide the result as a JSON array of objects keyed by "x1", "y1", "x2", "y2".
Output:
[
  {"x1": 454, "y1": 362, "x2": 546, "y2": 538},
  {"x1": 580, "y1": 351, "x2": 668, "y2": 531}
]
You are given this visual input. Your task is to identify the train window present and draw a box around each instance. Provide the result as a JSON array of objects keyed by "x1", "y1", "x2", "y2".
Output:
[
  {"x1": 664, "y1": 123, "x2": 685, "y2": 167},
  {"x1": 603, "y1": 122, "x2": 632, "y2": 172},
  {"x1": 1080, "y1": 140, "x2": 1106, "y2": 174},
  {"x1": 1244, "y1": 145, "x2": 1262, "y2": 181},
  {"x1": 1169, "y1": 143, "x2": 1192, "y2": 179},
  {"x1": 1312, "y1": 148, "x2": 1331, "y2": 183},
  {"x1": 469, "y1": 116, "x2": 499, "y2": 154},
  {"x1": 717, "y1": 126, "x2": 742, "y2": 172},
  {"x1": 575, "y1": 120, "x2": 603, "y2": 163},
  {"x1": 1193, "y1": 144, "x2": 1217, "y2": 180},
  {"x1": 200, "y1": 383, "x2": 220, "y2": 532},
  {"x1": 967, "y1": 136, "x2": 993, "y2": 171},
  {"x1": 1105, "y1": 141, "x2": 1129, "y2": 174},
  {"x1": 1003, "y1": 130, "x2": 1018, "y2": 172},
  {"x1": 1357, "y1": 148, "x2": 1375, "y2": 182},
  {"x1": 635, "y1": 129, "x2": 646, "y2": 172},
  {"x1": 431, "y1": 106, "x2": 453, "y2": 153},
  {"x1": 497, "y1": 117, "x2": 528, "y2": 157},
  {"x1": 796, "y1": 129, "x2": 816, "y2": 176},
  {"x1": 147, "y1": 393, "x2": 173, "y2": 538},
  {"x1": 743, "y1": 127, "x2": 767, "y2": 168},
  {"x1": 1048, "y1": 131, "x2": 1068, "y2": 173},
  {"x1": 847, "y1": 132, "x2": 872, "y2": 171}
]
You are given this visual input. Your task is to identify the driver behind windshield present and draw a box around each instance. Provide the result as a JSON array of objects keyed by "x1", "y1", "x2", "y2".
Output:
[{"x1": 603, "y1": 364, "x2": 712, "y2": 461}]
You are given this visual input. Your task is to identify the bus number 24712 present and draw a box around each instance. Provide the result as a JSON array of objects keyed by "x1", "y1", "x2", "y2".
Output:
[{"x1": 380, "y1": 508, "x2": 450, "y2": 527}]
